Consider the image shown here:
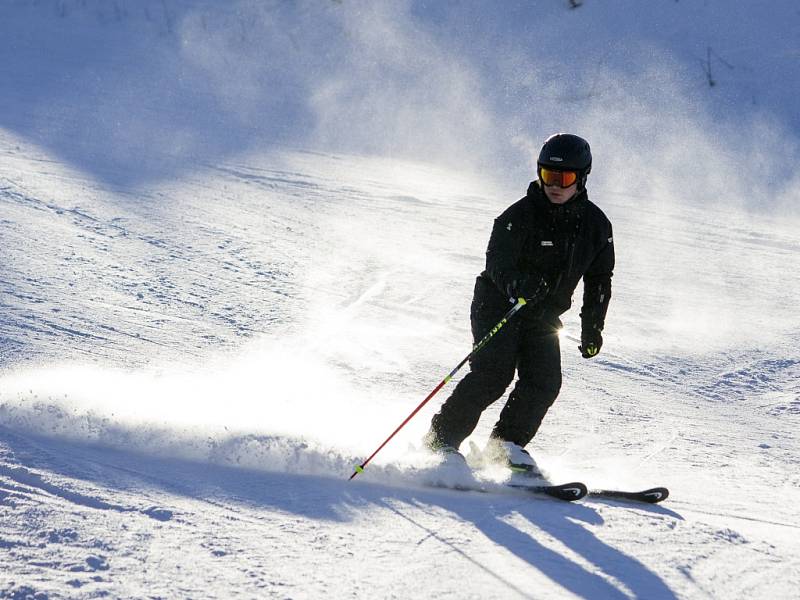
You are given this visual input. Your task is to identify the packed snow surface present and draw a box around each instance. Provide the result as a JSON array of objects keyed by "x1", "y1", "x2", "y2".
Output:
[{"x1": 2, "y1": 1, "x2": 800, "y2": 599}]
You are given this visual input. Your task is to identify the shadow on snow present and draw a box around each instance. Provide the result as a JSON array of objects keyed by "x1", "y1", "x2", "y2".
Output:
[{"x1": 0, "y1": 426, "x2": 680, "y2": 599}]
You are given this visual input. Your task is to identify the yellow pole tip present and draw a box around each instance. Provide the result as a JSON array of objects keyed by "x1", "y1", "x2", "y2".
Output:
[{"x1": 354, "y1": 465, "x2": 364, "y2": 474}]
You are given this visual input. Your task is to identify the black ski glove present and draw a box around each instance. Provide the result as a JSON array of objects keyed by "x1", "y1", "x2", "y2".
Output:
[
  {"x1": 579, "y1": 326, "x2": 603, "y2": 359},
  {"x1": 505, "y1": 276, "x2": 549, "y2": 304}
]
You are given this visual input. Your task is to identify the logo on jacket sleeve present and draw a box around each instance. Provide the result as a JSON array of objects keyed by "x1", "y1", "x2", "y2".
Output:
[{"x1": 506, "y1": 222, "x2": 513, "y2": 231}]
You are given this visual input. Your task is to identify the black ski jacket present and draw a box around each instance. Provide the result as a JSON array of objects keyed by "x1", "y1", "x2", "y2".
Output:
[{"x1": 479, "y1": 180, "x2": 614, "y2": 332}]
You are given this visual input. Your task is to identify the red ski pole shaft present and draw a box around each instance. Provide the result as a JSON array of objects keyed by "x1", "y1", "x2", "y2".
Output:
[{"x1": 348, "y1": 297, "x2": 527, "y2": 480}]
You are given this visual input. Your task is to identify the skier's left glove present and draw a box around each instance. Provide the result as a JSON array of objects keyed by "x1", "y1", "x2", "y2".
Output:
[{"x1": 579, "y1": 327, "x2": 603, "y2": 359}]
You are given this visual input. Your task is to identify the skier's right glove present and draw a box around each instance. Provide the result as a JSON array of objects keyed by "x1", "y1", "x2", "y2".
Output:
[
  {"x1": 505, "y1": 276, "x2": 549, "y2": 304},
  {"x1": 579, "y1": 326, "x2": 603, "y2": 359}
]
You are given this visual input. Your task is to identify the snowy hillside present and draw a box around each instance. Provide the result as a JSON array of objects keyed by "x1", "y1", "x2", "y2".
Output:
[{"x1": 2, "y1": 1, "x2": 800, "y2": 599}]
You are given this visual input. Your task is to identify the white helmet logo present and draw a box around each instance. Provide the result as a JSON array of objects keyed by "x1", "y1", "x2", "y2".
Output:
[{"x1": 550, "y1": 156, "x2": 564, "y2": 162}]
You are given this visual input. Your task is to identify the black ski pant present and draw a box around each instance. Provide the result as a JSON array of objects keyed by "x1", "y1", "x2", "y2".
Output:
[{"x1": 428, "y1": 277, "x2": 562, "y2": 450}]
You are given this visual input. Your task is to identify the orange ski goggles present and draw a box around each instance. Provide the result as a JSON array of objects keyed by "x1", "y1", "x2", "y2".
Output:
[{"x1": 539, "y1": 166, "x2": 579, "y2": 188}]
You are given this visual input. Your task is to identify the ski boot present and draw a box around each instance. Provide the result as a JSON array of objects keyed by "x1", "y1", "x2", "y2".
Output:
[
  {"x1": 423, "y1": 433, "x2": 467, "y2": 464},
  {"x1": 420, "y1": 434, "x2": 476, "y2": 486},
  {"x1": 483, "y1": 438, "x2": 543, "y2": 477}
]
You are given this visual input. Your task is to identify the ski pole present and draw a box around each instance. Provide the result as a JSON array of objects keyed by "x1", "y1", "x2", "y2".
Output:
[{"x1": 348, "y1": 297, "x2": 528, "y2": 480}]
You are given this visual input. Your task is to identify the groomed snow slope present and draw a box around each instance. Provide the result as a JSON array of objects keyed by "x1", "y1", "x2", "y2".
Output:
[
  {"x1": 2, "y1": 1, "x2": 800, "y2": 599},
  {"x1": 2, "y1": 143, "x2": 799, "y2": 599}
]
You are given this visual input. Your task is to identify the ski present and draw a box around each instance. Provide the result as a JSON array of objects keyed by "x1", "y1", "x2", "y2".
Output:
[
  {"x1": 423, "y1": 478, "x2": 587, "y2": 502},
  {"x1": 588, "y1": 486, "x2": 669, "y2": 504},
  {"x1": 507, "y1": 480, "x2": 588, "y2": 501},
  {"x1": 423, "y1": 478, "x2": 665, "y2": 503},
  {"x1": 502, "y1": 467, "x2": 668, "y2": 504}
]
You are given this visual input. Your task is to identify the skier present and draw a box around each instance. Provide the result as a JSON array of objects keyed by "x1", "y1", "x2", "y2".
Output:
[{"x1": 424, "y1": 133, "x2": 614, "y2": 474}]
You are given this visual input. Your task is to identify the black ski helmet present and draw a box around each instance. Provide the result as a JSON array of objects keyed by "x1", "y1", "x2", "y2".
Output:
[{"x1": 537, "y1": 133, "x2": 592, "y2": 189}]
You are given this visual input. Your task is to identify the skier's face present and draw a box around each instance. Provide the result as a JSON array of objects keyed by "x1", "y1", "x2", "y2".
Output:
[{"x1": 543, "y1": 182, "x2": 578, "y2": 204}]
